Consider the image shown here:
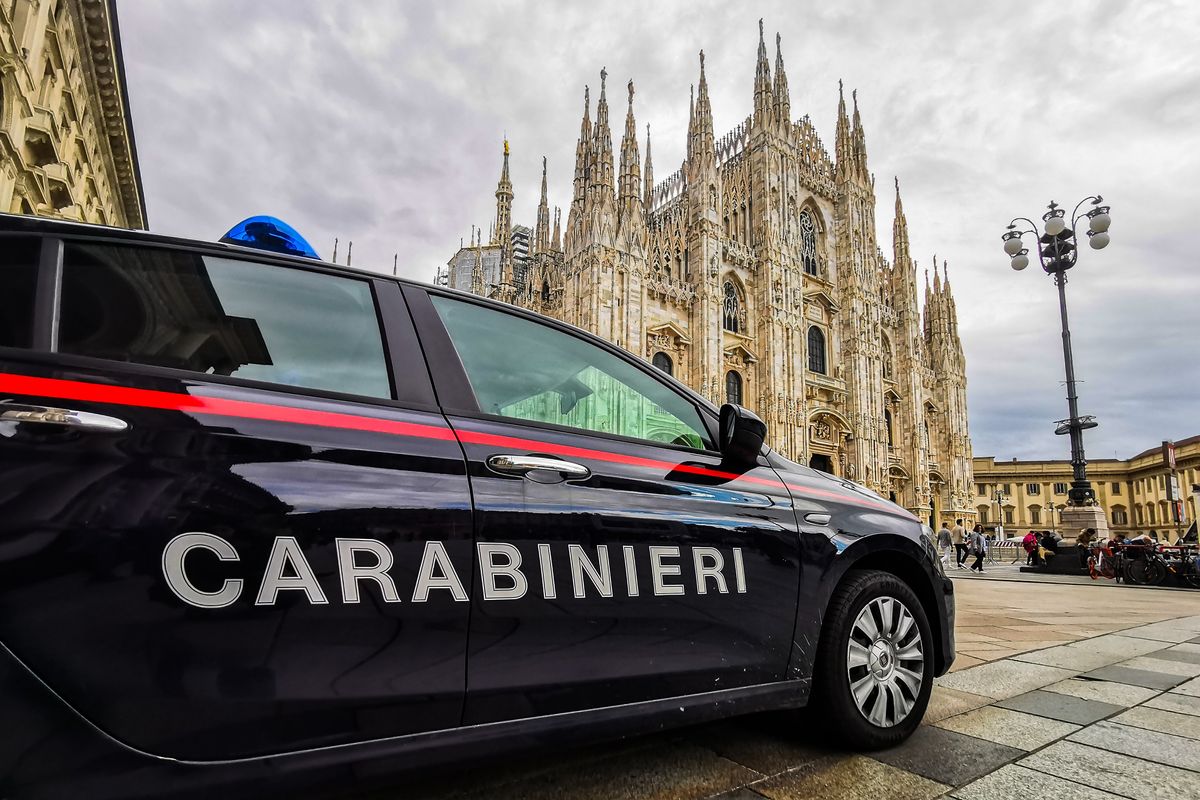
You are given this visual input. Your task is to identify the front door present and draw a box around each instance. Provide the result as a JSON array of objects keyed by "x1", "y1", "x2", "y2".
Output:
[
  {"x1": 409, "y1": 289, "x2": 801, "y2": 724},
  {"x1": 0, "y1": 236, "x2": 472, "y2": 760}
]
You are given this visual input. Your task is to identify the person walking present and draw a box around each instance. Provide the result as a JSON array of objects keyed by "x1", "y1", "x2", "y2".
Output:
[
  {"x1": 951, "y1": 518, "x2": 967, "y2": 569},
  {"x1": 937, "y1": 522, "x2": 953, "y2": 568},
  {"x1": 968, "y1": 525, "x2": 987, "y2": 573}
]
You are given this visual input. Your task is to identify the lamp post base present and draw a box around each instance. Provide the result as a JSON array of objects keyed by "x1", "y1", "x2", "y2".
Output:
[{"x1": 1060, "y1": 505, "x2": 1110, "y2": 540}]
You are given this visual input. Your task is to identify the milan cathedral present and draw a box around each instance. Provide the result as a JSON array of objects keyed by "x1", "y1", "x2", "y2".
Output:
[{"x1": 445, "y1": 22, "x2": 973, "y2": 525}]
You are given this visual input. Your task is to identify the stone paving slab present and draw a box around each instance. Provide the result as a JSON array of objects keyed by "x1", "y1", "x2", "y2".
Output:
[
  {"x1": 1042, "y1": 677, "x2": 1162, "y2": 706},
  {"x1": 1119, "y1": 654, "x2": 1200, "y2": 678},
  {"x1": 934, "y1": 705, "x2": 1079, "y2": 751},
  {"x1": 1080, "y1": 664, "x2": 1188, "y2": 691},
  {"x1": 871, "y1": 725, "x2": 1022, "y2": 787},
  {"x1": 1144, "y1": 691, "x2": 1200, "y2": 717},
  {"x1": 1147, "y1": 647, "x2": 1200, "y2": 666},
  {"x1": 1069, "y1": 720, "x2": 1200, "y2": 773},
  {"x1": 922, "y1": 686, "x2": 993, "y2": 724},
  {"x1": 994, "y1": 689, "x2": 1125, "y2": 725},
  {"x1": 1020, "y1": 740, "x2": 1200, "y2": 800},
  {"x1": 1114, "y1": 705, "x2": 1200, "y2": 740},
  {"x1": 936, "y1": 659, "x2": 1077, "y2": 700},
  {"x1": 750, "y1": 755, "x2": 948, "y2": 800},
  {"x1": 1176, "y1": 676, "x2": 1200, "y2": 697},
  {"x1": 949, "y1": 764, "x2": 1125, "y2": 800}
]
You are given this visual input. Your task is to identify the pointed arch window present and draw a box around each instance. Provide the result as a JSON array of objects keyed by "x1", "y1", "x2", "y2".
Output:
[
  {"x1": 800, "y1": 210, "x2": 819, "y2": 276},
  {"x1": 884, "y1": 409, "x2": 894, "y2": 448},
  {"x1": 652, "y1": 352, "x2": 673, "y2": 376},
  {"x1": 725, "y1": 370, "x2": 743, "y2": 405},
  {"x1": 723, "y1": 281, "x2": 740, "y2": 333},
  {"x1": 882, "y1": 336, "x2": 893, "y2": 380},
  {"x1": 807, "y1": 325, "x2": 826, "y2": 374},
  {"x1": 541, "y1": 279, "x2": 550, "y2": 303}
]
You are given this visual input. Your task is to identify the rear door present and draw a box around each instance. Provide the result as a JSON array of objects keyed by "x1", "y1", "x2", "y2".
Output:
[
  {"x1": 406, "y1": 287, "x2": 801, "y2": 724},
  {"x1": 0, "y1": 234, "x2": 472, "y2": 760}
]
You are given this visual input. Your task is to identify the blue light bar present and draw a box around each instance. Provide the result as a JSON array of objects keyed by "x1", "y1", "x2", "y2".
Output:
[{"x1": 220, "y1": 215, "x2": 320, "y2": 259}]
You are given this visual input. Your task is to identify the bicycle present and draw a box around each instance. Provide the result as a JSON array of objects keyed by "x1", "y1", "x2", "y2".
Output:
[
  {"x1": 1122, "y1": 544, "x2": 1167, "y2": 586},
  {"x1": 1159, "y1": 545, "x2": 1200, "y2": 590}
]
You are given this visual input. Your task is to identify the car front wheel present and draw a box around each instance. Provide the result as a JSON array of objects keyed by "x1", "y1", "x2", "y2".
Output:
[{"x1": 810, "y1": 570, "x2": 933, "y2": 749}]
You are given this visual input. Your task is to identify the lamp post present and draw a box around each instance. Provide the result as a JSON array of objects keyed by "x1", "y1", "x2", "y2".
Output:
[{"x1": 1002, "y1": 197, "x2": 1111, "y2": 509}]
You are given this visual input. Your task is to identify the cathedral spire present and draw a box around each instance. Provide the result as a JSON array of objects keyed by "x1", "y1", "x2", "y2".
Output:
[
  {"x1": 852, "y1": 89, "x2": 868, "y2": 172},
  {"x1": 691, "y1": 51, "x2": 715, "y2": 160},
  {"x1": 643, "y1": 122, "x2": 654, "y2": 218},
  {"x1": 591, "y1": 68, "x2": 615, "y2": 196},
  {"x1": 835, "y1": 80, "x2": 851, "y2": 169},
  {"x1": 493, "y1": 138, "x2": 513, "y2": 249},
  {"x1": 773, "y1": 31, "x2": 790, "y2": 125},
  {"x1": 534, "y1": 155, "x2": 550, "y2": 254},
  {"x1": 893, "y1": 176, "x2": 910, "y2": 263},
  {"x1": 753, "y1": 18, "x2": 773, "y2": 124},
  {"x1": 618, "y1": 79, "x2": 643, "y2": 224},
  {"x1": 551, "y1": 206, "x2": 562, "y2": 251},
  {"x1": 572, "y1": 84, "x2": 591, "y2": 208}
]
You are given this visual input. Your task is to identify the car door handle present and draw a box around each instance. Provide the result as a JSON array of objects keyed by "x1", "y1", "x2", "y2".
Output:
[
  {"x1": 0, "y1": 403, "x2": 129, "y2": 433},
  {"x1": 486, "y1": 454, "x2": 591, "y2": 479},
  {"x1": 804, "y1": 513, "x2": 832, "y2": 526}
]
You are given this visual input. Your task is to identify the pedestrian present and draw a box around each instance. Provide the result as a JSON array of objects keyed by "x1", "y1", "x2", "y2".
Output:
[
  {"x1": 937, "y1": 522, "x2": 953, "y2": 568},
  {"x1": 1022, "y1": 530, "x2": 1040, "y2": 566},
  {"x1": 968, "y1": 525, "x2": 986, "y2": 572},
  {"x1": 951, "y1": 518, "x2": 967, "y2": 569}
]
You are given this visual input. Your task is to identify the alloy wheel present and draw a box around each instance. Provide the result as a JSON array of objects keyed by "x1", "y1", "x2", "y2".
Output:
[{"x1": 846, "y1": 596, "x2": 925, "y2": 728}]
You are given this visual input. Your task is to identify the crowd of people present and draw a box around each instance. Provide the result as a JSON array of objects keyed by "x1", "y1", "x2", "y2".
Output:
[{"x1": 936, "y1": 519, "x2": 987, "y2": 572}]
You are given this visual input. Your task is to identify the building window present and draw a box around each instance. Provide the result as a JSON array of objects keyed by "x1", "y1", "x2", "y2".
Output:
[
  {"x1": 1002, "y1": 484, "x2": 1011, "y2": 495},
  {"x1": 1112, "y1": 482, "x2": 1121, "y2": 495},
  {"x1": 652, "y1": 352, "x2": 673, "y2": 376},
  {"x1": 541, "y1": 279, "x2": 550, "y2": 303},
  {"x1": 1004, "y1": 508, "x2": 1014, "y2": 524},
  {"x1": 881, "y1": 336, "x2": 893, "y2": 380},
  {"x1": 979, "y1": 508, "x2": 989, "y2": 524},
  {"x1": 725, "y1": 370, "x2": 743, "y2": 405},
  {"x1": 884, "y1": 409, "x2": 894, "y2": 448},
  {"x1": 799, "y1": 210, "x2": 818, "y2": 276},
  {"x1": 722, "y1": 281, "x2": 739, "y2": 333},
  {"x1": 1027, "y1": 483, "x2": 1041, "y2": 495},
  {"x1": 1054, "y1": 483, "x2": 1068, "y2": 495},
  {"x1": 807, "y1": 326, "x2": 826, "y2": 374},
  {"x1": 977, "y1": 483, "x2": 988, "y2": 496},
  {"x1": 1030, "y1": 506, "x2": 1042, "y2": 525},
  {"x1": 1112, "y1": 507, "x2": 1128, "y2": 525}
]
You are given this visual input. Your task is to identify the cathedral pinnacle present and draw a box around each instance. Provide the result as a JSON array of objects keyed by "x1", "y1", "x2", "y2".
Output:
[
  {"x1": 774, "y1": 32, "x2": 790, "y2": 124},
  {"x1": 754, "y1": 19, "x2": 773, "y2": 124},
  {"x1": 643, "y1": 122, "x2": 654, "y2": 217}
]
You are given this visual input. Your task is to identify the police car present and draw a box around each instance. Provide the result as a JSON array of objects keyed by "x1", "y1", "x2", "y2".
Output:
[{"x1": 0, "y1": 213, "x2": 954, "y2": 798}]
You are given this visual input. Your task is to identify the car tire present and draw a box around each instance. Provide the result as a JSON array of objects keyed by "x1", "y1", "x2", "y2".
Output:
[{"x1": 809, "y1": 569, "x2": 933, "y2": 749}]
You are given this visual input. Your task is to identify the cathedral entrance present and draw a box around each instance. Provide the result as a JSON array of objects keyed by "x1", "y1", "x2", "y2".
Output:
[{"x1": 809, "y1": 454, "x2": 835, "y2": 475}]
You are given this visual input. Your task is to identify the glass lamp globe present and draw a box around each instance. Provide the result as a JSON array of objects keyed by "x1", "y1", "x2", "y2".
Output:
[
  {"x1": 1044, "y1": 216, "x2": 1066, "y2": 236},
  {"x1": 1003, "y1": 237, "x2": 1024, "y2": 255},
  {"x1": 1011, "y1": 253, "x2": 1030, "y2": 270},
  {"x1": 1089, "y1": 232, "x2": 1110, "y2": 250},
  {"x1": 1089, "y1": 212, "x2": 1111, "y2": 233}
]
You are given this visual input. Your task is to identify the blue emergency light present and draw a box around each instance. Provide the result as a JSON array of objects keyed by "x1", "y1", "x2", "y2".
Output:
[{"x1": 219, "y1": 215, "x2": 321, "y2": 260}]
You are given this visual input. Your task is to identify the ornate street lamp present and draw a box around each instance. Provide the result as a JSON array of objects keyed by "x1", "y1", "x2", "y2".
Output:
[{"x1": 1002, "y1": 197, "x2": 1111, "y2": 508}]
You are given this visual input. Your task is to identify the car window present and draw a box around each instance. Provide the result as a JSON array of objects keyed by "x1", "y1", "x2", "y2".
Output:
[
  {"x1": 58, "y1": 242, "x2": 392, "y2": 399},
  {"x1": 431, "y1": 295, "x2": 713, "y2": 450},
  {"x1": 0, "y1": 237, "x2": 40, "y2": 349}
]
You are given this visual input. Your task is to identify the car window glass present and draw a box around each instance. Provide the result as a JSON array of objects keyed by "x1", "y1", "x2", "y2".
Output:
[
  {"x1": 58, "y1": 243, "x2": 392, "y2": 399},
  {"x1": 0, "y1": 238, "x2": 40, "y2": 349},
  {"x1": 431, "y1": 295, "x2": 712, "y2": 450}
]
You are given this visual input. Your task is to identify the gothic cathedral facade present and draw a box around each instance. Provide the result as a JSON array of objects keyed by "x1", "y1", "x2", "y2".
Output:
[{"x1": 445, "y1": 23, "x2": 973, "y2": 526}]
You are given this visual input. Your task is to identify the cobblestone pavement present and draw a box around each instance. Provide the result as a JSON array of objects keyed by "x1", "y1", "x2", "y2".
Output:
[{"x1": 347, "y1": 578, "x2": 1200, "y2": 800}]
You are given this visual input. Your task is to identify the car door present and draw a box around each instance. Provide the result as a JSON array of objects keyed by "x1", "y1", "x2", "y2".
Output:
[
  {"x1": 405, "y1": 287, "x2": 802, "y2": 724},
  {"x1": 0, "y1": 234, "x2": 472, "y2": 760}
]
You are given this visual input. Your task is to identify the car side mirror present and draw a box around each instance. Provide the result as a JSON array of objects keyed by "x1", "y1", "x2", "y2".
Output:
[{"x1": 718, "y1": 404, "x2": 767, "y2": 466}]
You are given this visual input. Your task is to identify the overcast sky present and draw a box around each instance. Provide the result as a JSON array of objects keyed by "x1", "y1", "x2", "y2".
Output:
[{"x1": 116, "y1": 0, "x2": 1200, "y2": 462}]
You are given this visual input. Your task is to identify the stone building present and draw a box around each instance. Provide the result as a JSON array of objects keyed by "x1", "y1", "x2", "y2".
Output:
[
  {"x1": 1, "y1": 0, "x2": 145, "y2": 227},
  {"x1": 445, "y1": 23, "x2": 973, "y2": 527},
  {"x1": 974, "y1": 436, "x2": 1200, "y2": 542}
]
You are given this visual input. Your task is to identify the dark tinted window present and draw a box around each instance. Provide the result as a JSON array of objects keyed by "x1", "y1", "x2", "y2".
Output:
[
  {"x1": 0, "y1": 237, "x2": 40, "y2": 349},
  {"x1": 59, "y1": 243, "x2": 391, "y2": 399}
]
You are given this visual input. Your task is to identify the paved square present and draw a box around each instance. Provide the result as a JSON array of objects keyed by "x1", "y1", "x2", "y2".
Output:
[{"x1": 361, "y1": 577, "x2": 1200, "y2": 800}]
